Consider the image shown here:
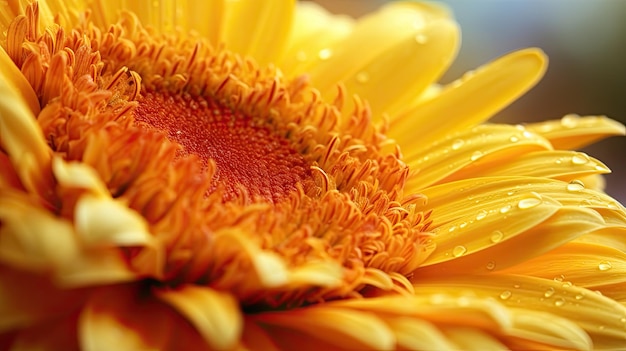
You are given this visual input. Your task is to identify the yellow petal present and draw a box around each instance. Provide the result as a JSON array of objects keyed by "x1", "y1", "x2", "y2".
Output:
[
  {"x1": 279, "y1": 1, "x2": 354, "y2": 75},
  {"x1": 413, "y1": 275, "x2": 626, "y2": 350},
  {"x1": 501, "y1": 241, "x2": 626, "y2": 288},
  {"x1": 443, "y1": 327, "x2": 508, "y2": 351},
  {"x1": 218, "y1": 0, "x2": 295, "y2": 65},
  {"x1": 383, "y1": 317, "x2": 457, "y2": 350},
  {"x1": 79, "y1": 285, "x2": 210, "y2": 351},
  {"x1": 507, "y1": 309, "x2": 591, "y2": 351},
  {"x1": 342, "y1": 19, "x2": 459, "y2": 120},
  {"x1": 52, "y1": 157, "x2": 108, "y2": 197},
  {"x1": 404, "y1": 124, "x2": 552, "y2": 191},
  {"x1": 305, "y1": 2, "x2": 456, "y2": 97},
  {"x1": 256, "y1": 307, "x2": 395, "y2": 350},
  {"x1": 0, "y1": 48, "x2": 39, "y2": 115},
  {"x1": 390, "y1": 48, "x2": 547, "y2": 148},
  {"x1": 526, "y1": 114, "x2": 626, "y2": 150},
  {"x1": 155, "y1": 285, "x2": 242, "y2": 350}
]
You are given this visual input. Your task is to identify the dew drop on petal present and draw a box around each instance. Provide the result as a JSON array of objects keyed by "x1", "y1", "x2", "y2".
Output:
[
  {"x1": 575, "y1": 293, "x2": 585, "y2": 300},
  {"x1": 544, "y1": 287, "x2": 555, "y2": 298},
  {"x1": 451, "y1": 139, "x2": 465, "y2": 150},
  {"x1": 415, "y1": 33, "x2": 428, "y2": 44},
  {"x1": 355, "y1": 71, "x2": 370, "y2": 84},
  {"x1": 470, "y1": 151, "x2": 483, "y2": 161},
  {"x1": 553, "y1": 274, "x2": 565, "y2": 283},
  {"x1": 500, "y1": 290, "x2": 512, "y2": 300},
  {"x1": 554, "y1": 298, "x2": 566, "y2": 307},
  {"x1": 518, "y1": 195, "x2": 542, "y2": 209},
  {"x1": 567, "y1": 180, "x2": 585, "y2": 192},
  {"x1": 499, "y1": 205, "x2": 512, "y2": 214},
  {"x1": 318, "y1": 48, "x2": 333, "y2": 60},
  {"x1": 598, "y1": 261, "x2": 612, "y2": 271},
  {"x1": 561, "y1": 114, "x2": 579, "y2": 128},
  {"x1": 476, "y1": 210, "x2": 488, "y2": 221},
  {"x1": 513, "y1": 284, "x2": 521, "y2": 289},
  {"x1": 486, "y1": 261, "x2": 496, "y2": 270},
  {"x1": 490, "y1": 230, "x2": 504, "y2": 243},
  {"x1": 452, "y1": 245, "x2": 467, "y2": 257},
  {"x1": 571, "y1": 153, "x2": 590, "y2": 165}
]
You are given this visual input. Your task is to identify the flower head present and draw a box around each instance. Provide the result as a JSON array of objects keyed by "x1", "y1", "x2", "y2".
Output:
[{"x1": 1, "y1": 1, "x2": 625, "y2": 350}]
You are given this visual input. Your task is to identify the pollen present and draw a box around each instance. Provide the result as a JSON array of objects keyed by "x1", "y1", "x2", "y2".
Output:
[{"x1": 134, "y1": 91, "x2": 309, "y2": 202}]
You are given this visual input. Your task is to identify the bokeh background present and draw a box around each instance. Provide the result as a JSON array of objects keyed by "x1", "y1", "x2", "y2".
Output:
[{"x1": 311, "y1": 0, "x2": 626, "y2": 204}]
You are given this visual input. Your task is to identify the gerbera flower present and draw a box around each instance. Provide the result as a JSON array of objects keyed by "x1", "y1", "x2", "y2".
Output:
[{"x1": 1, "y1": 0, "x2": 625, "y2": 349}]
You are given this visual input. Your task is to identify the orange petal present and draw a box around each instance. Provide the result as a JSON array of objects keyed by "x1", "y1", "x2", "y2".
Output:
[{"x1": 154, "y1": 285, "x2": 242, "y2": 350}]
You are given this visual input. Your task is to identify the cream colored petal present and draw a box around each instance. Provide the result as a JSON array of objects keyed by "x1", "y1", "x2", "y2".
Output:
[
  {"x1": 279, "y1": 2, "x2": 354, "y2": 75},
  {"x1": 526, "y1": 114, "x2": 626, "y2": 150},
  {"x1": 0, "y1": 49, "x2": 52, "y2": 197},
  {"x1": 390, "y1": 48, "x2": 547, "y2": 148},
  {"x1": 500, "y1": 241, "x2": 626, "y2": 288},
  {"x1": 79, "y1": 285, "x2": 210, "y2": 351},
  {"x1": 413, "y1": 275, "x2": 626, "y2": 350},
  {"x1": 343, "y1": 19, "x2": 459, "y2": 120},
  {"x1": 217, "y1": 0, "x2": 294, "y2": 65},
  {"x1": 155, "y1": 285, "x2": 242, "y2": 351},
  {"x1": 52, "y1": 157, "x2": 109, "y2": 196},
  {"x1": 0, "y1": 192, "x2": 79, "y2": 271},
  {"x1": 304, "y1": 2, "x2": 456, "y2": 97},
  {"x1": 74, "y1": 194, "x2": 152, "y2": 247},
  {"x1": 404, "y1": 124, "x2": 552, "y2": 191},
  {"x1": 256, "y1": 307, "x2": 395, "y2": 350}
]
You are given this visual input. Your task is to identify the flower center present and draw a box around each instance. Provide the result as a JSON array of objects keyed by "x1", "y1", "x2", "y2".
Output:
[{"x1": 134, "y1": 91, "x2": 309, "y2": 202}]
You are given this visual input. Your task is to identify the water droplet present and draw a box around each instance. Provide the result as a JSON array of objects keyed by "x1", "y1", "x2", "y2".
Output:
[
  {"x1": 499, "y1": 205, "x2": 512, "y2": 214},
  {"x1": 448, "y1": 225, "x2": 457, "y2": 233},
  {"x1": 554, "y1": 298, "x2": 566, "y2": 307},
  {"x1": 561, "y1": 114, "x2": 579, "y2": 128},
  {"x1": 355, "y1": 71, "x2": 370, "y2": 84},
  {"x1": 513, "y1": 284, "x2": 521, "y2": 289},
  {"x1": 598, "y1": 325, "x2": 605, "y2": 331},
  {"x1": 490, "y1": 230, "x2": 504, "y2": 243},
  {"x1": 509, "y1": 135, "x2": 519, "y2": 143},
  {"x1": 470, "y1": 151, "x2": 483, "y2": 161},
  {"x1": 571, "y1": 153, "x2": 590, "y2": 165},
  {"x1": 567, "y1": 180, "x2": 585, "y2": 192},
  {"x1": 544, "y1": 288, "x2": 555, "y2": 298},
  {"x1": 459, "y1": 221, "x2": 468, "y2": 229},
  {"x1": 575, "y1": 293, "x2": 585, "y2": 300},
  {"x1": 486, "y1": 261, "x2": 496, "y2": 270},
  {"x1": 518, "y1": 195, "x2": 542, "y2": 209},
  {"x1": 318, "y1": 48, "x2": 333, "y2": 60},
  {"x1": 620, "y1": 317, "x2": 626, "y2": 324},
  {"x1": 476, "y1": 210, "x2": 488, "y2": 221},
  {"x1": 554, "y1": 158, "x2": 563, "y2": 165},
  {"x1": 522, "y1": 131, "x2": 534, "y2": 139},
  {"x1": 500, "y1": 290, "x2": 512, "y2": 300},
  {"x1": 553, "y1": 275, "x2": 565, "y2": 283},
  {"x1": 415, "y1": 33, "x2": 428, "y2": 44},
  {"x1": 562, "y1": 281, "x2": 573, "y2": 288},
  {"x1": 451, "y1": 139, "x2": 465, "y2": 150},
  {"x1": 452, "y1": 245, "x2": 467, "y2": 257},
  {"x1": 598, "y1": 261, "x2": 612, "y2": 271}
]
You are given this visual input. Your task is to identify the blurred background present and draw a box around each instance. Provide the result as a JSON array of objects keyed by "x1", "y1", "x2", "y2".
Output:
[{"x1": 311, "y1": 0, "x2": 626, "y2": 204}]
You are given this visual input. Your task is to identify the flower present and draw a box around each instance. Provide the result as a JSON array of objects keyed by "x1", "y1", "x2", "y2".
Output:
[{"x1": 1, "y1": 0, "x2": 625, "y2": 349}]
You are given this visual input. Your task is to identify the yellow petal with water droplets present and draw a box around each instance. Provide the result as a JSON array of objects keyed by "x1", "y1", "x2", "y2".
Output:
[
  {"x1": 257, "y1": 307, "x2": 395, "y2": 350},
  {"x1": 79, "y1": 286, "x2": 210, "y2": 351},
  {"x1": 526, "y1": 114, "x2": 626, "y2": 150},
  {"x1": 446, "y1": 150, "x2": 611, "y2": 183},
  {"x1": 413, "y1": 275, "x2": 626, "y2": 350},
  {"x1": 390, "y1": 48, "x2": 547, "y2": 148},
  {"x1": 218, "y1": 0, "x2": 294, "y2": 65},
  {"x1": 418, "y1": 205, "x2": 605, "y2": 275},
  {"x1": 443, "y1": 327, "x2": 508, "y2": 350},
  {"x1": 501, "y1": 241, "x2": 626, "y2": 288},
  {"x1": 280, "y1": 2, "x2": 354, "y2": 75},
  {"x1": 343, "y1": 19, "x2": 459, "y2": 120},
  {"x1": 305, "y1": 1, "x2": 455, "y2": 97},
  {"x1": 404, "y1": 124, "x2": 552, "y2": 191},
  {"x1": 155, "y1": 285, "x2": 242, "y2": 351}
]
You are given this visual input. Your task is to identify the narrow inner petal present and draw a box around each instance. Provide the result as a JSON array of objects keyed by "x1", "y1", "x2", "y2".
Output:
[{"x1": 133, "y1": 91, "x2": 310, "y2": 202}]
